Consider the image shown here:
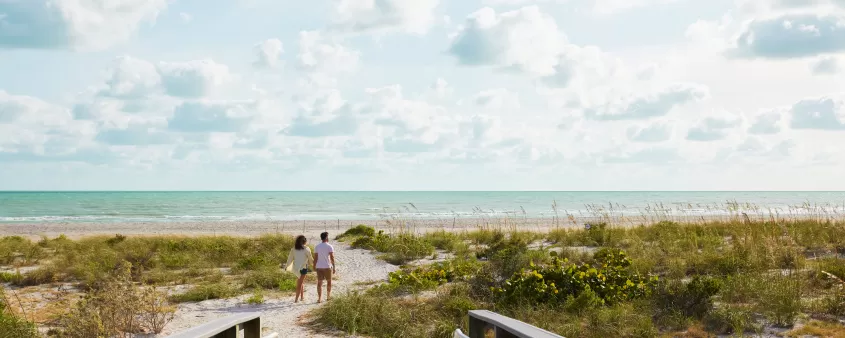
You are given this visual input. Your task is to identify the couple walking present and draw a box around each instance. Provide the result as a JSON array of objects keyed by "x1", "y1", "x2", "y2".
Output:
[{"x1": 283, "y1": 231, "x2": 335, "y2": 303}]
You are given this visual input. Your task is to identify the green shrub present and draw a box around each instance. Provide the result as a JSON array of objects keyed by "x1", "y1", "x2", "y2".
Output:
[
  {"x1": 352, "y1": 232, "x2": 435, "y2": 265},
  {"x1": 494, "y1": 249, "x2": 657, "y2": 306},
  {"x1": 759, "y1": 273, "x2": 803, "y2": 327},
  {"x1": 0, "y1": 286, "x2": 38, "y2": 338},
  {"x1": 387, "y1": 259, "x2": 482, "y2": 292},
  {"x1": 246, "y1": 290, "x2": 265, "y2": 305},
  {"x1": 171, "y1": 282, "x2": 241, "y2": 303},
  {"x1": 704, "y1": 304, "x2": 755, "y2": 335},
  {"x1": 242, "y1": 268, "x2": 297, "y2": 290},
  {"x1": 337, "y1": 225, "x2": 376, "y2": 240},
  {"x1": 652, "y1": 276, "x2": 722, "y2": 324}
]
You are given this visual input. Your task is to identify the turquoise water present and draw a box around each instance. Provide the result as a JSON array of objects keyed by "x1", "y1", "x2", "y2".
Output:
[{"x1": 1, "y1": 191, "x2": 845, "y2": 223}]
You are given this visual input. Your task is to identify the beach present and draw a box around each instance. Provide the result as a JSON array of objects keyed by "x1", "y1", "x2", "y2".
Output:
[{"x1": 3, "y1": 210, "x2": 844, "y2": 240}]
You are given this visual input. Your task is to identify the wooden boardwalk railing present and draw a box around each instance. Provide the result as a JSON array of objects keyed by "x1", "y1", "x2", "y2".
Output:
[
  {"x1": 164, "y1": 312, "x2": 275, "y2": 338},
  {"x1": 460, "y1": 310, "x2": 565, "y2": 338},
  {"x1": 165, "y1": 309, "x2": 558, "y2": 338}
]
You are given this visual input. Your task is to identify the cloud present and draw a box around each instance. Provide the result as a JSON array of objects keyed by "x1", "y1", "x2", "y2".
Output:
[
  {"x1": 543, "y1": 45, "x2": 622, "y2": 89},
  {"x1": 0, "y1": 91, "x2": 96, "y2": 160},
  {"x1": 253, "y1": 39, "x2": 284, "y2": 69},
  {"x1": 626, "y1": 122, "x2": 672, "y2": 142},
  {"x1": 585, "y1": 84, "x2": 709, "y2": 120},
  {"x1": 604, "y1": 147, "x2": 681, "y2": 164},
  {"x1": 811, "y1": 56, "x2": 840, "y2": 74},
  {"x1": 790, "y1": 97, "x2": 845, "y2": 130},
  {"x1": 330, "y1": 0, "x2": 440, "y2": 34},
  {"x1": 471, "y1": 89, "x2": 520, "y2": 109},
  {"x1": 730, "y1": 13, "x2": 845, "y2": 59},
  {"x1": 98, "y1": 56, "x2": 162, "y2": 100},
  {"x1": 95, "y1": 120, "x2": 173, "y2": 145},
  {"x1": 284, "y1": 90, "x2": 360, "y2": 137},
  {"x1": 748, "y1": 111, "x2": 783, "y2": 134},
  {"x1": 157, "y1": 60, "x2": 233, "y2": 98},
  {"x1": 686, "y1": 115, "x2": 743, "y2": 141},
  {"x1": 168, "y1": 101, "x2": 259, "y2": 133},
  {"x1": 297, "y1": 30, "x2": 360, "y2": 74},
  {"x1": 429, "y1": 78, "x2": 453, "y2": 99},
  {"x1": 448, "y1": 6, "x2": 565, "y2": 76},
  {"x1": 285, "y1": 115, "x2": 359, "y2": 137},
  {"x1": 734, "y1": 137, "x2": 794, "y2": 157},
  {"x1": 0, "y1": 0, "x2": 168, "y2": 50},
  {"x1": 0, "y1": 91, "x2": 73, "y2": 127}
]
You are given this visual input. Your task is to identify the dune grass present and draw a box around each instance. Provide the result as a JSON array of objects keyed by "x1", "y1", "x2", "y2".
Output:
[
  {"x1": 0, "y1": 233, "x2": 303, "y2": 336},
  {"x1": 319, "y1": 218, "x2": 845, "y2": 338}
]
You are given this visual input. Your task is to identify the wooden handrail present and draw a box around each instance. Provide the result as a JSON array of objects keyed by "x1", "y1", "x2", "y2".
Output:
[
  {"x1": 465, "y1": 310, "x2": 565, "y2": 338},
  {"x1": 167, "y1": 309, "x2": 557, "y2": 338},
  {"x1": 165, "y1": 312, "x2": 271, "y2": 338}
]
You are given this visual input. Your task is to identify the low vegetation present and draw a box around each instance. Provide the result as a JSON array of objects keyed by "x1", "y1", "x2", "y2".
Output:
[
  {"x1": 319, "y1": 218, "x2": 845, "y2": 337},
  {"x1": 0, "y1": 233, "x2": 300, "y2": 335}
]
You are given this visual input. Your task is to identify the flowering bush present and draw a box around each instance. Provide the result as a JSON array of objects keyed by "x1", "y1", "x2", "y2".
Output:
[
  {"x1": 388, "y1": 259, "x2": 482, "y2": 291},
  {"x1": 494, "y1": 248, "x2": 657, "y2": 306}
]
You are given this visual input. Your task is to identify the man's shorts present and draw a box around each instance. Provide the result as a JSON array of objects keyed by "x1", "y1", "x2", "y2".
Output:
[{"x1": 316, "y1": 268, "x2": 332, "y2": 281}]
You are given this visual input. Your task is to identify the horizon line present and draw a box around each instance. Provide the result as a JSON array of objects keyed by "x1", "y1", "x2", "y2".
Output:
[{"x1": 2, "y1": 190, "x2": 845, "y2": 193}]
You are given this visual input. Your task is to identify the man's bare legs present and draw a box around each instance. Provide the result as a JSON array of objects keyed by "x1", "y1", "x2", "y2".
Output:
[
  {"x1": 326, "y1": 276, "x2": 332, "y2": 301},
  {"x1": 317, "y1": 278, "x2": 323, "y2": 303}
]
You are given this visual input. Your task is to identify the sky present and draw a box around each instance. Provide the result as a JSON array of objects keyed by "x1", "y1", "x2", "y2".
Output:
[{"x1": 0, "y1": 0, "x2": 844, "y2": 191}]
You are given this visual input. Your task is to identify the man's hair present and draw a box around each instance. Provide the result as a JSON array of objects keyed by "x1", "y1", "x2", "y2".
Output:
[{"x1": 320, "y1": 232, "x2": 329, "y2": 241}]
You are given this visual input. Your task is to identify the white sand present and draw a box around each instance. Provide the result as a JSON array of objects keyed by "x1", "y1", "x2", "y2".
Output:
[
  {"x1": 0, "y1": 218, "x2": 577, "y2": 239},
  {"x1": 158, "y1": 242, "x2": 398, "y2": 337}
]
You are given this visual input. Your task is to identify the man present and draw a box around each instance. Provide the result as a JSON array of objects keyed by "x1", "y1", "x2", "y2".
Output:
[{"x1": 314, "y1": 231, "x2": 336, "y2": 303}]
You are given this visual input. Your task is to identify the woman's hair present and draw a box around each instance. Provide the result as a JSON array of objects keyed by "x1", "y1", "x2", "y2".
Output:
[{"x1": 294, "y1": 235, "x2": 307, "y2": 250}]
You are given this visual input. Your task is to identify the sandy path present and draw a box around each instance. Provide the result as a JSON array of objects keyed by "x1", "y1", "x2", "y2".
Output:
[{"x1": 159, "y1": 242, "x2": 398, "y2": 337}]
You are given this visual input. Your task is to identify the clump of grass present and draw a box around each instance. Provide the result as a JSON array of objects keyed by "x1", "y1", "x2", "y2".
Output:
[
  {"x1": 55, "y1": 262, "x2": 176, "y2": 336},
  {"x1": 246, "y1": 290, "x2": 265, "y2": 305},
  {"x1": 351, "y1": 232, "x2": 435, "y2": 265},
  {"x1": 336, "y1": 225, "x2": 376, "y2": 241},
  {"x1": 242, "y1": 267, "x2": 297, "y2": 290},
  {"x1": 170, "y1": 282, "x2": 242, "y2": 303},
  {"x1": 0, "y1": 285, "x2": 38, "y2": 337}
]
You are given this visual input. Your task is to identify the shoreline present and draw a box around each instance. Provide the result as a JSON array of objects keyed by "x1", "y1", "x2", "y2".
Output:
[{"x1": 2, "y1": 213, "x2": 844, "y2": 238}]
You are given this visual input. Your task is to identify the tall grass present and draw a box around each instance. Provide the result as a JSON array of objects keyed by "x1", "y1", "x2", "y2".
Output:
[{"x1": 319, "y1": 216, "x2": 845, "y2": 337}]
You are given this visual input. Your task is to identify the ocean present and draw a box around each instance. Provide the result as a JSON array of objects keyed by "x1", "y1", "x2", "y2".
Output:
[{"x1": 2, "y1": 191, "x2": 845, "y2": 223}]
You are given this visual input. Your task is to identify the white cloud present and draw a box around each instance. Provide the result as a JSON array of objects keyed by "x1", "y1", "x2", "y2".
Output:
[
  {"x1": 686, "y1": 114, "x2": 744, "y2": 141},
  {"x1": 747, "y1": 110, "x2": 784, "y2": 134},
  {"x1": 157, "y1": 60, "x2": 233, "y2": 98},
  {"x1": 0, "y1": 91, "x2": 95, "y2": 159},
  {"x1": 0, "y1": 0, "x2": 168, "y2": 50},
  {"x1": 730, "y1": 13, "x2": 845, "y2": 59},
  {"x1": 626, "y1": 121, "x2": 672, "y2": 142},
  {"x1": 471, "y1": 88, "x2": 521, "y2": 109},
  {"x1": 168, "y1": 101, "x2": 262, "y2": 133},
  {"x1": 297, "y1": 30, "x2": 360, "y2": 74},
  {"x1": 790, "y1": 97, "x2": 845, "y2": 130},
  {"x1": 585, "y1": 84, "x2": 709, "y2": 120},
  {"x1": 811, "y1": 56, "x2": 840, "y2": 74},
  {"x1": 331, "y1": 0, "x2": 440, "y2": 34},
  {"x1": 448, "y1": 6, "x2": 565, "y2": 76},
  {"x1": 253, "y1": 38, "x2": 284, "y2": 69},
  {"x1": 98, "y1": 56, "x2": 162, "y2": 100}
]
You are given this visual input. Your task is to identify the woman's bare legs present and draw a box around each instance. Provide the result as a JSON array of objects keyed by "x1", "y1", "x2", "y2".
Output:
[{"x1": 295, "y1": 274, "x2": 306, "y2": 303}]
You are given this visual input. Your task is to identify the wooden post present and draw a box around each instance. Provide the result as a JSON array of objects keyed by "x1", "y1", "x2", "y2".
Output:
[{"x1": 242, "y1": 317, "x2": 261, "y2": 338}]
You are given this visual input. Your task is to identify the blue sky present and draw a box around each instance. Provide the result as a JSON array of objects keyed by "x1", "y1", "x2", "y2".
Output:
[{"x1": 1, "y1": 0, "x2": 844, "y2": 191}]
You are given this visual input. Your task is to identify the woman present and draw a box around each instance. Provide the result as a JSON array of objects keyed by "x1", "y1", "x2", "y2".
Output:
[{"x1": 284, "y1": 235, "x2": 314, "y2": 303}]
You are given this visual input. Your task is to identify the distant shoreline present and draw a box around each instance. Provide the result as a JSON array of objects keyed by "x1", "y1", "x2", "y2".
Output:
[{"x1": 2, "y1": 213, "x2": 843, "y2": 239}]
